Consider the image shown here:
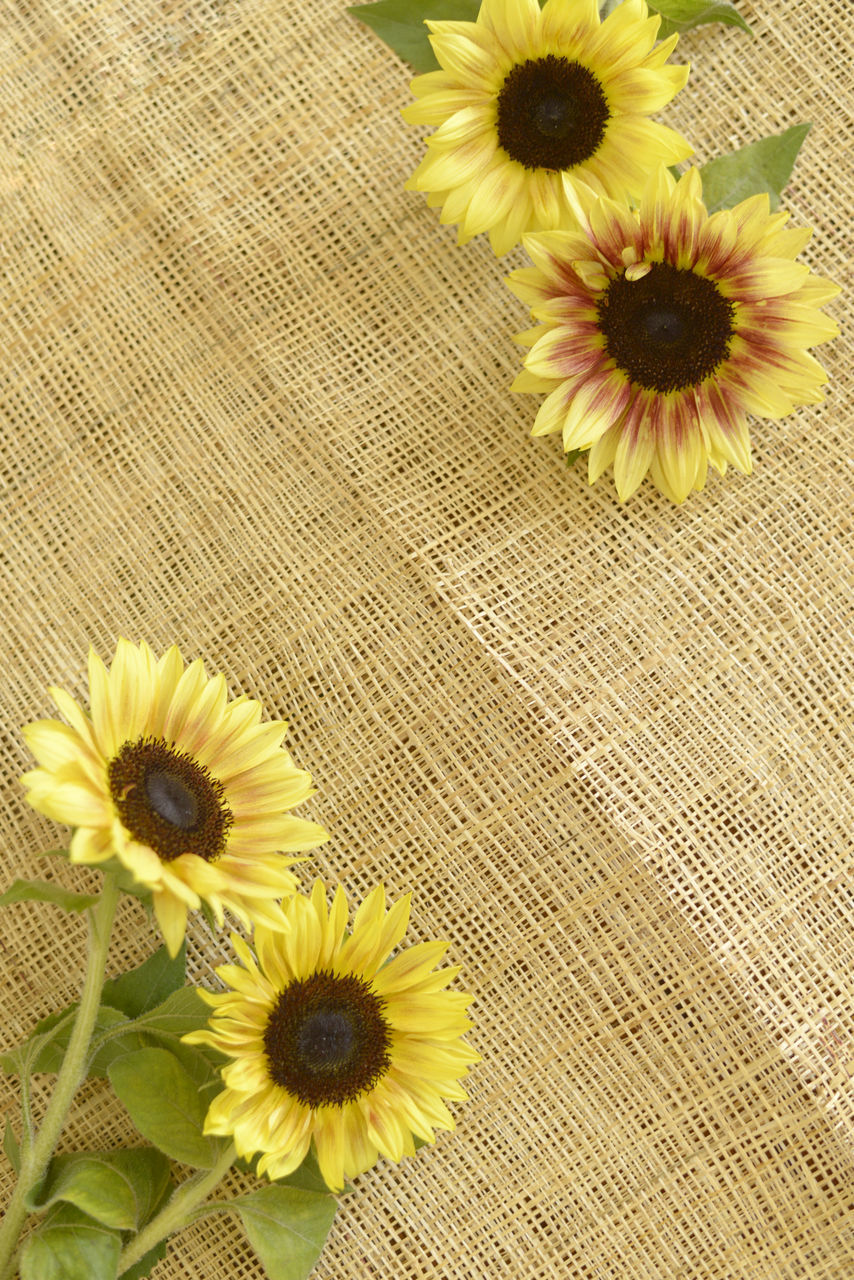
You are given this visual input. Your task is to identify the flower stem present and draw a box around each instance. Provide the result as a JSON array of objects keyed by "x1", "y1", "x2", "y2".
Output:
[
  {"x1": 0, "y1": 872, "x2": 121, "y2": 1279},
  {"x1": 116, "y1": 1142, "x2": 237, "y2": 1277}
]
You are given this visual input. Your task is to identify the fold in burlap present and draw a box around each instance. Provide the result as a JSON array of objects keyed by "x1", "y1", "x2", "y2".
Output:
[{"x1": 0, "y1": 1, "x2": 851, "y2": 1276}]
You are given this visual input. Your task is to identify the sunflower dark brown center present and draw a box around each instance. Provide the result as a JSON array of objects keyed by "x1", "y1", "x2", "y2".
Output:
[
  {"x1": 107, "y1": 736, "x2": 232, "y2": 863},
  {"x1": 263, "y1": 971, "x2": 392, "y2": 1108},
  {"x1": 597, "y1": 262, "x2": 735, "y2": 393},
  {"x1": 495, "y1": 55, "x2": 609, "y2": 171}
]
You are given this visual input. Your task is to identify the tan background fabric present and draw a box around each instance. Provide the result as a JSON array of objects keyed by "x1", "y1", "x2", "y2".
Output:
[{"x1": 0, "y1": 0, "x2": 852, "y2": 1276}]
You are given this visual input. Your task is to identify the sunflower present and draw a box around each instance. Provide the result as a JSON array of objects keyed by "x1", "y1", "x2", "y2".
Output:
[
  {"x1": 183, "y1": 880, "x2": 479, "y2": 1191},
  {"x1": 403, "y1": 0, "x2": 691, "y2": 255},
  {"x1": 21, "y1": 639, "x2": 329, "y2": 954},
  {"x1": 506, "y1": 165, "x2": 840, "y2": 502}
]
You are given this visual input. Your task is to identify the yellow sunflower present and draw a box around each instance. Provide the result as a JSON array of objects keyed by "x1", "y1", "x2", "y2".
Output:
[
  {"x1": 403, "y1": 0, "x2": 691, "y2": 255},
  {"x1": 21, "y1": 639, "x2": 328, "y2": 955},
  {"x1": 506, "y1": 165, "x2": 840, "y2": 502},
  {"x1": 183, "y1": 880, "x2": 479, "y2": 1191}
]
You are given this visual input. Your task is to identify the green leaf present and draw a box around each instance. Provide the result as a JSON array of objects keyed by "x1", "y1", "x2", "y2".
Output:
[
  {"x1": 101, "y1": 985, "x2": 223, "y2": 1083},
  {"x1": 117, "y1": 1161, "x2": 174, "y2": 1280},
  {"x1": 699, "y1": 124, "x2": 811, "y2": 213},
  {"x1": 101, "y1": 944, "x2": 186, "y2": 1019},
  {"x1": 26, "y1": 1148, "x2": 172, "y2": 1231},
  {"x1": 565, "y1": 449, "x2": 583, "y2": 468},
  {"x1": 0, "y1": 1003, "x2": 87, "y2": 1077},
  {"x1": 199, "y1": 898, "x2": 219, "y2": 937},
  {"x1": 598, "y1": 0, "x2": 623, "y2": 16},
  {"x1": 348, "y1": 0, "x2": 479, "y2": 74},
  {"x1": 131, "y1": 986, "x2": 210, "y2": 1039},
  {"x1": 1, "y1": 983, "x2": 221, "y2": 1088},
  {"x1": 119, "y1": 1238, "x2": 169, "y2": 1280},
  {"x1": 0, "y1": 1009, "x2": 71, "y2": 1077},
  {"x1": 19, "y1": 1203, "x2": 122, "y2": 1280},
  {"x1": 1, "y1": 1004, "x2": 138, "y2": 1078},
  {"x1": 233, "y1": 1185, "x2": 338, "y2": 1280},
  {"x1": 88, "y1": 1020, "x2": 151, "y2": 1078},
  {"x1": 652, "y1": 0, "x2": 752, "y2": 37},
  {"x1": 0, "y1": 878, "x2": 99, "y2": 914},
  {"x1": 36, "y1": 844, "x2": 153, "y2": 909},
  {"x1": 123, "y1": 987, "x2": 227, "y2": 1081},
  {"x1": 3, "y1": 1115, "x2": 21, "y2": 1172},
  {"x1": 143, "y1": 1034, "x2": 222, "y2": 1093},
  {"x1": 108, "y1": 1047, "x2": 225, "y2": 1168}
]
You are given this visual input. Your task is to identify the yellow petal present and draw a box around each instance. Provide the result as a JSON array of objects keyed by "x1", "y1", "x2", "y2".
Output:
[
  {"x1": 88, "y1": 647, "x2": 117, "y2": 758},
  {"x1": 426, "y1": 104, "x2": 494, "y2": 151},
  {"x1": 427, "y1": 31, "x2": 500, "y2": 87},
  {"x1": 613, "y1": 414, "x2": 656, "y2": 500},
  {"x1": 463, "y1": 159, "x2": 525, "y2": 239},
  {"x1": 69, "y1": 826, "x2": 115, "y2": 865},
  {"x1": 587, "y1": 421, "x2": 623, "y2": 483},
  {"x1": 153, "y1": 889, "x2": 189, "y2": 958}
]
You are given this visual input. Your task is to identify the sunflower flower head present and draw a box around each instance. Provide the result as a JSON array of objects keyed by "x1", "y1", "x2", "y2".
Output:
[
  {"x1": 21, "y1": 640, "x2": 329, "y2": 955},
  {"x1": 506, "y1": 165, "x2": 841, "y2": 502},
  {"x1": 403, "y1": 0, "x2": 691, "y2": 255},
  {"x1": 183, "y1": 880, "x2": 479, "y2": 1191}
]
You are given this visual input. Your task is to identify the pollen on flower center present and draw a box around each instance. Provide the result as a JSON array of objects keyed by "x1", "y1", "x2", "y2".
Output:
[
  {"x1": 597, "y1": 262, "x2": 735, "y2": 393},
  {"x1": 264, "y1": 971, "x2": 392, "y2": 1108},
  {"x1": 496, "y1": 55, "x2": 609, "y2": 171},
  {"x1": 108, "y1": 736, "x2": 232, "y2": 864}
]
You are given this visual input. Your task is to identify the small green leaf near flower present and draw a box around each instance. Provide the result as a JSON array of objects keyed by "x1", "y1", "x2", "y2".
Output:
[
  {"x1": 0, "y1": 878, "x2": 99, "y2": 914},
  {"x1": 699, "y1": 124, "x2": 812, "y2": 212},
  {"x1": 130, "y1": 986, "x2": 214, "y2": 1040},
  {"x1": 349, "y1": 0, "x2": 479, "y2": 72},
  {"x1": 19, "y1": 1202, "x2": 122, "y2": 1280},
  {"x1": 113, "y1": 990, "x2": 227, "y2": 1082},
  {"x1": 232, "y1": 1185, "x2": 338, "y2": 1280},
  {"x1": 652, "y1": 0, "x2": 751, "y2": 37},
  {"x1": 101, "y1": 944, "x2": 187, "y2": 1019},
  {"x1": 35, "y1": 847, "x2": 155, "y2": 909},
  {"x1": 108, "y1": 1047, "x2": 225, "y2": 1169}
]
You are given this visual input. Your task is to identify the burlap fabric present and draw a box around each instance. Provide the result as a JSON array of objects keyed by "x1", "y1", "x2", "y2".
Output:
[{"x1": 0, "y1": 0, "x2": 851, "y2": 1276}]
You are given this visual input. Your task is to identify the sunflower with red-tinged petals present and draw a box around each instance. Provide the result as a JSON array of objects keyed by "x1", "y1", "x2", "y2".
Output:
[{"x1": 507, "y1": 165, "x2": 840, "y2": 502}]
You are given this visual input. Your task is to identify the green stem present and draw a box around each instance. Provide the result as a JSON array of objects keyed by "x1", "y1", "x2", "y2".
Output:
[
  {"x1": 0, "y1": 872, "x2": 121, "y2": 1280},
  {"x1": 19, "y1": 1068, "x2": 34, "y2": 1157},
  {"x1": 116, "y1": 1142, "x2": 237, "y2": 1277}
]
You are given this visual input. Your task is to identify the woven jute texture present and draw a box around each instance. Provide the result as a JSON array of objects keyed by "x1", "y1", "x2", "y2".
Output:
[{"x1": 0, "y1": 0, "x2": 851, "y2": 1276}]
